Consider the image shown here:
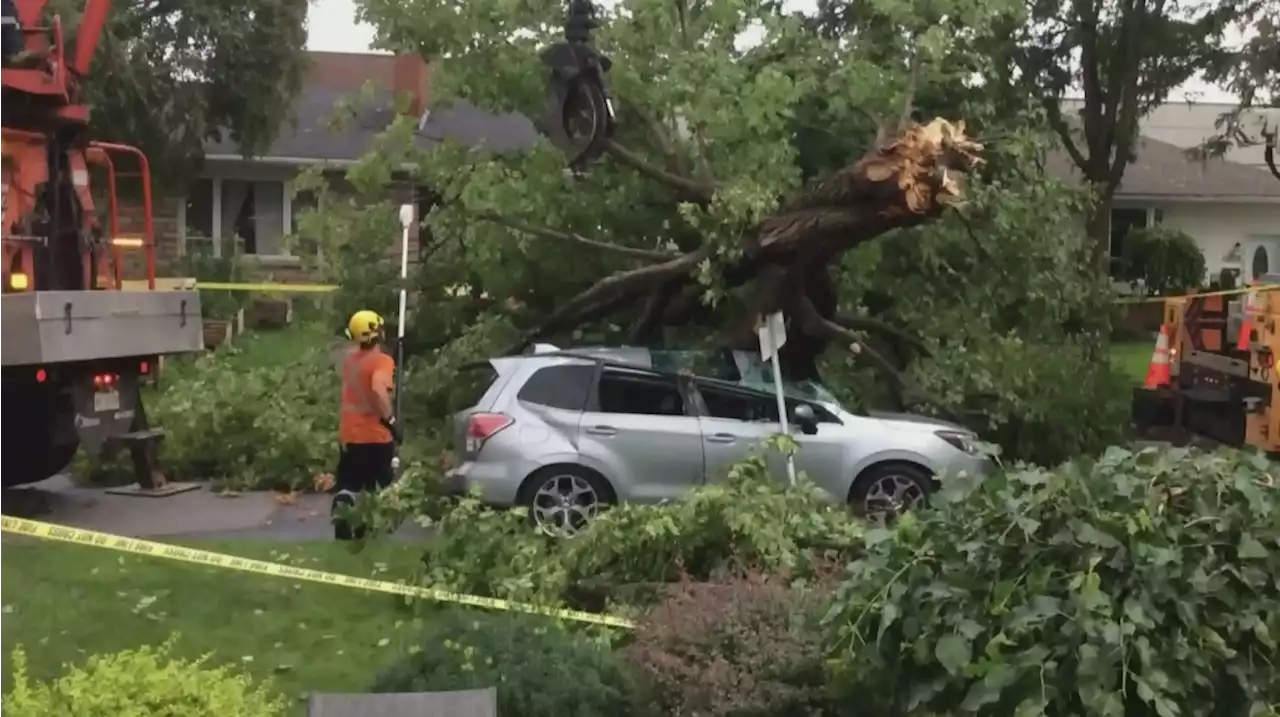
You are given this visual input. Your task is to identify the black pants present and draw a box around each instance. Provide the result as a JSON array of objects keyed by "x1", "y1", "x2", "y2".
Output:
[{"x1": 331, "y1": 442, "x2": 395, "y2": 540}]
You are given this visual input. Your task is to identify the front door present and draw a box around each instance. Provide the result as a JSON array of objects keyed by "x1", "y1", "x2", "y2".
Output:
[{"x1": 576, "y1": 366, "x2": 705, "y2": 503}]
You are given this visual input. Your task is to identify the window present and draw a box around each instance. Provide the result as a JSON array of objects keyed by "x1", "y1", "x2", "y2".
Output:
[
  {"x1": 699, "y1": 382, "x2": 843, "y2": 425},
  {"x1": 698, "y1": 383, "x2": 776, "y2": 422},
  {"x1": 1109, "y1": 207, "x2": 1153, "y2": 274},
  {"x1": 222, "y1": 180, "x2": 284, "y2": 255},
  {"x1": 595, "y1": 369, "x2": 685, "y2": 416},
  {"x1": 184, "y1": 179, "x2": 213, "y2": 240},
  {"x1": 518, "y1": 364, "x2": 594, "y2": 411},
  {"x1": 451, "y1": 363, "x2": 500, "y2": 411},
  {"x1": 181, "y1": 178, "x2": 294, "y2": 257}
]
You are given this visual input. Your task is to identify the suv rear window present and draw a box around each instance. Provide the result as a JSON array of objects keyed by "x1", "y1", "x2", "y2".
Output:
[
  {"x1": 517, "y1": 364, "x2": 594, "y2": 411},
  {"x1": 452, "y1": 362, "x2": 500, "y2": 410}
]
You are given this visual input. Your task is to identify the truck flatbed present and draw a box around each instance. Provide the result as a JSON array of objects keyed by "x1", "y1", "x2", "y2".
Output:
[{"x1": 1, "y1": 289, "x2": 204, "y2": 366}]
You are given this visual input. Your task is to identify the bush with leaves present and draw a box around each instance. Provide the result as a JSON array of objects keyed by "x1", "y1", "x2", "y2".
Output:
[
  {"x1": 5, "y1": 638, "x2": 287, "y2": 717},
  {"x1": 824, "y1": 446, "x2": 1280, "y2": 716},
  {"x1": 356, "y1": 439, "x2": 862, "y2": 616},
  {"x1": 1119, "y1": 226, "x2": 1207, "y2": 296},
  {"x1": 561, "y1": 445, "x2": 863, "y2": 602},
  {"x1": 371, "y1": 608, "x2": 653, "y2": 717},
  {"x1": 149, "y1": 342, "x2": 338, "y2": 491},
  {"x1": 622, "y1": 573, "x2": 834, "y2": 717}
]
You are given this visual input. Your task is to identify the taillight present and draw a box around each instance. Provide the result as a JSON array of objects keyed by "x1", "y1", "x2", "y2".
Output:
[
  {"x1": 140, "y1": 361, "x2": 149, "y2": 374},
  {"x1": 92, "y1": 373, "x2": 118, "y2": 389},
  {"x1": 35, "y1": 368, "x2": 47, "y2": 383},
  {"x1": 466, "y1": 412, "x2": 513, "y2": 452}
]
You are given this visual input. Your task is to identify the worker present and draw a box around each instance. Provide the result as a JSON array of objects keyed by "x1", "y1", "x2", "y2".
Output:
[{"x1": 331, "y1": 309, "x2": 401, "y2": 541}]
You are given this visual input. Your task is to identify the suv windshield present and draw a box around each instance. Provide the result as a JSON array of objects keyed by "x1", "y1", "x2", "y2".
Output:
[{"x1": 647, "y1": 348, "x2": 846, "y2": 408}]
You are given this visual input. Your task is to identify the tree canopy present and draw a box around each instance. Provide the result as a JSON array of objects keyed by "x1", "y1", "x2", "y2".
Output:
[
  {"x1": 285, "y1": 0, "x2": 1132, "y2": 464},
  {"x1": 53, "y1": 0, "x2": 309, "y2": 181}
]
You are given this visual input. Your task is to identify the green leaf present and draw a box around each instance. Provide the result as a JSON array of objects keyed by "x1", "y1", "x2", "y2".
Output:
[
  {"x1": 934, "y1": 634, "x2": 971, "y2": 676},
  {"x1": 1239, "y1": 533, "x2": 1268, "y2": 560}
]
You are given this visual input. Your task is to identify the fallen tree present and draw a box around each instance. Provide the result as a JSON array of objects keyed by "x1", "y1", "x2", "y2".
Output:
[{"x1": 495, "y1": 118, "x2": 984, "y2": 390}]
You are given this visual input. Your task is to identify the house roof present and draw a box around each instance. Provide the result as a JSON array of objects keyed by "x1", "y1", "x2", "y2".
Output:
[
  {"x1": 203, "y1": 52, "x2": 538, "y2": 163},
  {"x1": 1046, "y1": 131, "x2": 1280, "y2": 201}
]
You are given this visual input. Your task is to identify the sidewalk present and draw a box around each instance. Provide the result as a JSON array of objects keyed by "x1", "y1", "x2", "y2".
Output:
[{"x1": 1, "y1": 475, "x2": 427, "y2": 541}]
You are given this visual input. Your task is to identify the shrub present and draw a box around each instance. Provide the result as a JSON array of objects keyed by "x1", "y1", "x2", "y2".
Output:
[
  {"x1": 1120, "y1": 226, "x2": 1206, "y2": 296},
  {"x1": 622, "y1": 573, "x2": 833, "y2": 717},
  {"x1": 561, "y1": 447, "x2": 863, "y2": 596},
  {"x1": 371, "y1": 608, "x2": 653, "y2": 717},
  {"x1": 912, "y1": 335, "x2": 1132, "y2": 466},
  {"x1": 149, "y1": 340, "x2": 337, "y2": 491},
  {"x1": 358, "y1": 443, "x2": 862, "y2": 613},
  {"x1": 4, "y1": 638, "x2": 287, "y2": 717},
  {"x1": 824, "y1": 447, "x2": 1280, "y2": 716}
]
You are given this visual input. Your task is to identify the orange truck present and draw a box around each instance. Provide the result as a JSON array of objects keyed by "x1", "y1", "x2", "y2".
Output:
[{"x1": 2, "y1": 0, "x2": 203, "y2": 491}]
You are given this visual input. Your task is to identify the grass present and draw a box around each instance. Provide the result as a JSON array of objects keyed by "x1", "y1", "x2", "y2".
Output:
[
  {"x1": 1111, "y1": 341, "x2": 1153, "y2": 386},
  {"x1": 1, "y1": 537, "x2": 430, "y2": 714}
]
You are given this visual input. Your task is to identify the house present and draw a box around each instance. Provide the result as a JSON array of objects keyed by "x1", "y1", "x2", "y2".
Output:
[
  {"x1": 1053, "y1": 99, "x2": 1280, "y2": 285},
  {"x1": 141, "y1": 51, "x2": 537, "y2": 279}
]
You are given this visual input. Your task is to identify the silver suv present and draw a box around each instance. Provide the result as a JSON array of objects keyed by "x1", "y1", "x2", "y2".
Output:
[{"x1": 442, "y1": 346, "x2": 990, "y2": 535}]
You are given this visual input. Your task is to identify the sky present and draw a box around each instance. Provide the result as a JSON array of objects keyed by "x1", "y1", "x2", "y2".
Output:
[{"x1": 305, "y1": 0, "x2": 1240, "y2": 103}]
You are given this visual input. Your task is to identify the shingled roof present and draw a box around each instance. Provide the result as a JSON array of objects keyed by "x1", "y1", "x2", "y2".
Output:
[
  {"x1": 203, "y1": 52, "x2": 538, "y2": 163},
  {"x1": 1046, "y1": 133, "x2": 1280, "y2": 201}
]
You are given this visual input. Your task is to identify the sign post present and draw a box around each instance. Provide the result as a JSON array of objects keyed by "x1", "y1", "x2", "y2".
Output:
[{"x1": 757, "y1": 312, "x2": 797, "y2": 486}]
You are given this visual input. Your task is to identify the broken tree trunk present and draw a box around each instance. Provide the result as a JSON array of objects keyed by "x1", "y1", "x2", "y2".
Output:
[{"x1": 504, "y1": 118, "x2": 984, "y2": 399}]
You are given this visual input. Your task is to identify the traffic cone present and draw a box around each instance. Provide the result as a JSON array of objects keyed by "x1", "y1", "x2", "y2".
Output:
[
  {"x1": 1237, "y1": 281, "x2": 1259, "y2": 351},
  {"x1": 1144, "y1": 324, "x2": 1172, "y2": 389}
]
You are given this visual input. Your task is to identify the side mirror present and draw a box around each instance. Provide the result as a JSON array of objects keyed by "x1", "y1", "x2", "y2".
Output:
[{"x1": 791, "y1": 404, "x2": 819, "y2": 435}]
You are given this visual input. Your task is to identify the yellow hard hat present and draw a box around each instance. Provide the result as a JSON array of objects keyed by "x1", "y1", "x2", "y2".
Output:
[{"x1": 346, "y1": 310, "x2": 384, "y2": 344}]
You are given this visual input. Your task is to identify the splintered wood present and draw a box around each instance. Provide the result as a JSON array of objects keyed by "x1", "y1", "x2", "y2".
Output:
[{"x1": 858, "y1": 118, "x2": 984, "y2": 216}]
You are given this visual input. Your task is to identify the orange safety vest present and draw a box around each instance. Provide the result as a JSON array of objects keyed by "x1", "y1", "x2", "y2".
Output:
[{"x1": 339, "y1": 347, "x2": 394, "y2": 444}]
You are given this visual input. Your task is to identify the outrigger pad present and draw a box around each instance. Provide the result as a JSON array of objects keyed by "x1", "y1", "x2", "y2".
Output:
[{"x1": 104, "y1": 482, "x2": 201, "y2": 498}]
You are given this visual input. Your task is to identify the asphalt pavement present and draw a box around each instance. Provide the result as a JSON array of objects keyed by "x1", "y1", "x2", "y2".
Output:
[{"x1": 1, "y1": 474, "x2": 429, "y2": 541}]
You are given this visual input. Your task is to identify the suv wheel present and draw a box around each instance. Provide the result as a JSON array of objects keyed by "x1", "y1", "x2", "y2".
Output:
[
  {"x1": 849, "y1": 462, "x2": 932, "y2": 522},
  {"x1": 523, "y1": 466, "x2": 612, "y2": 538}
]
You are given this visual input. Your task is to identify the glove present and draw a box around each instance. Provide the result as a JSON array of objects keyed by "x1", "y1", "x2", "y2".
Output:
[{"x1": 381, "y1": 416, "x2": 403, "y2": 445}]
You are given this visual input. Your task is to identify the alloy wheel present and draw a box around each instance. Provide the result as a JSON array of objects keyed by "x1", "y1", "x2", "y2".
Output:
[{"x1": 531, "y1": 473, "x2": 600, "y2": 537}]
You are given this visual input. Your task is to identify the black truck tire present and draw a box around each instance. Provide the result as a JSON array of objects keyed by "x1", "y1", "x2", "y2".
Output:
[{"x1": 2, "y1": 373, "x2": 79, "y2": 488}]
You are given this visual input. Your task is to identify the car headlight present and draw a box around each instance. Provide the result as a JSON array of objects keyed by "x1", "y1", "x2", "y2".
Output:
[{"x1": 935, "y1": 430, "x2": 980, "y2": 455}]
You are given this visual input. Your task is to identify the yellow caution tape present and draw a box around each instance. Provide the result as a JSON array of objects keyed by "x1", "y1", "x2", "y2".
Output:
[
  {"x1": 0, "y1": 517, "x2": 635, "y2": 630},
  {"x1": 1113, "y1": 284, "x2": 1280, "y2": 305},
  {"x1": 195, "y1": 282, "x2": 338, "y2": 293}
]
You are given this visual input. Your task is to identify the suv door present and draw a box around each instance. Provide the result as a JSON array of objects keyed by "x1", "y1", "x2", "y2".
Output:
[
  {"x1": 691, "y1": 380, "x2": 779, "y2": 481},
  {"x1": 577, "y1": 366, "x2": 706, "y2": 503}
]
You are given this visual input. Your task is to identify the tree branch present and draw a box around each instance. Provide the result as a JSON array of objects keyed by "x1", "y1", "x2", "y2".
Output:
[
  {"x1": 471, "y1": 211, "x2": 679, "y2": 262},
  {"x1": 1040, "y1": 96, "x2": 1092, "y2": 172},
  {"x1": 833, "y1": 315, "x2": 931, "y2": 358},
  {"x1": 603, "y1": 139, "x2": 716, "y2": 204}
]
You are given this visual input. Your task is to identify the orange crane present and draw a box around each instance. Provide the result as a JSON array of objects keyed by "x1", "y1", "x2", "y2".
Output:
[{"x1": 2, "y1": 0, "x2": 204, "y2": 492}]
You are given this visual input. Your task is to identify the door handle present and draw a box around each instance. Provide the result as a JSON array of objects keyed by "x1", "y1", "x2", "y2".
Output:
[
  {"x1": 585, "y1": 425, "x2": 617, "y2": 437},
  {"x1": 705, "y1": 433, "x2": 736, "y2": 444}
]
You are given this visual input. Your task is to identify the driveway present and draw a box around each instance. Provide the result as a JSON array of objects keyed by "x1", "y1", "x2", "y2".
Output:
[{"x1": 1, "y1": 475, "x2": 428, "y2": 541}]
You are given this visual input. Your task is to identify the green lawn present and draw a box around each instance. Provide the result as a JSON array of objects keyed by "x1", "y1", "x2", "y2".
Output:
[
  {"x1": 1111, "y1": 341, "x2": 1152, "y2": 385},
  {"x1": 1, "y1": 538, "x2": 427, "y2": 713}
]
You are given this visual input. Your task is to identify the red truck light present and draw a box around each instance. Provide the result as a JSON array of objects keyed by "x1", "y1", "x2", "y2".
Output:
[{"x1": 35, "y1": 368, "x2": 47, "y2": 383}]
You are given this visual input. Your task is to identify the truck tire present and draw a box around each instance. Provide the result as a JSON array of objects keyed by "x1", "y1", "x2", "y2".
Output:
[{"x1": 2, "y1": 374, "x2": 79, "y2": 488}]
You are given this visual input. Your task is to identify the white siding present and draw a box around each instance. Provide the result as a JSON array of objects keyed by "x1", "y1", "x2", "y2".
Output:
[{"x1": 1159, "y1": 202, "x2": 1280, "y2": 276}]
